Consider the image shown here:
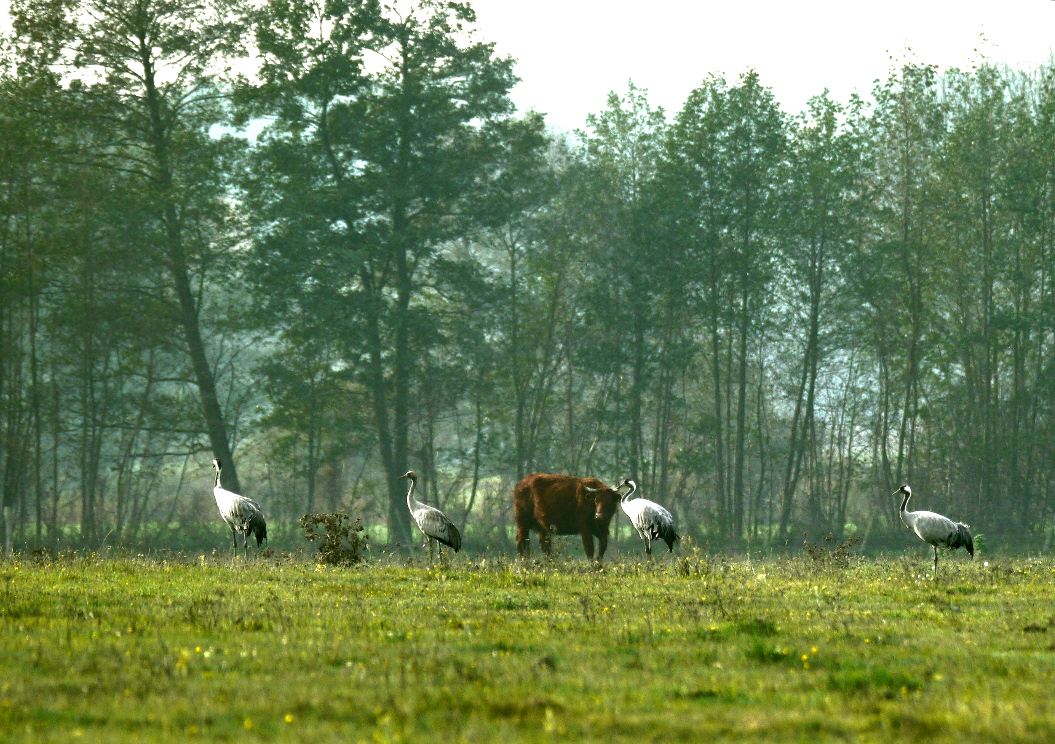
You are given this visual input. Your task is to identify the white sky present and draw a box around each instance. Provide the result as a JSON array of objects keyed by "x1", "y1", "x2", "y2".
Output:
[
  {"x1": 468, "y1": 0, "x2": 1055, "y2": 131},
  {"x1": 3, "y1": 0, "x2": 1054, "y2": 131}
]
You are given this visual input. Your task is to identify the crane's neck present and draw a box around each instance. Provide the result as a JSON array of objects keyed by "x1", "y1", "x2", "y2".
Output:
[
  {"x1": 214, "y1": 466, "x2": 222, "y2": 490},
  {"x1": 899, "y1": 490, "x2": 913, "y2": 527},
  {"x1": 406, "y1": 477, "x2": 418, "y2": 512},
  {"x1": 621, "y1": 481, "x2": 637, "y2": 503}
]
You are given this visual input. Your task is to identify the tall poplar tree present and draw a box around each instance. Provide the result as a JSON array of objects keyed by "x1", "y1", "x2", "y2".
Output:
[
  {"x1": 244, "y1": 0, "x2": 521, "y2": 542},
  {"x1": 13, "y1": 0, "x2": 251, "y2": 492}
]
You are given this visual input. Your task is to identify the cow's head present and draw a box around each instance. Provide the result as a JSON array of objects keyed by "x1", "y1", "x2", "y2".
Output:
[{"x1": 582, "y1": 482, "x2": 620, "y2": 526}]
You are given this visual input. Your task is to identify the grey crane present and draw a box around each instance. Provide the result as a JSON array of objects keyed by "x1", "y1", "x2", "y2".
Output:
[
  {"x1": 891, "y1": 484, "x2": 973, "y2": 570},
  {"x1": 400, "y1": 470, "x2": 461, "y2": 560},
  {"x1": 615, "y1": 478, "x2": 679, "y2": 556},
  {"x1": 212, "y1": 458, "x2": 267, "y2": 558}
]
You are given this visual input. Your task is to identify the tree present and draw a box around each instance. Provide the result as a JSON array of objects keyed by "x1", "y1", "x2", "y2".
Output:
[
  {"x1": 776, "y1": 91, "x2": 860, "y2": 538},
  {"x1": 666, "y1": 75, "x2": 734, "y2": 536},
  {"x1": 245, "y1": 0, "x2": 522, "y2": 543},
  {"x1": 867, "y1": 63, "x2": 946, "y2": 492},
  {"x1": 468, "y1": 111, "x2": 557, "y2": 480},
  {"x1": 722, "y1": 71, "x2": 786, "y2": 542},
  {"x1": 13, "y1": 0, "x2": 252, "y2": 492},
  {"x1": 579, "y1": 82, "x2": 669, "y2": 493}
]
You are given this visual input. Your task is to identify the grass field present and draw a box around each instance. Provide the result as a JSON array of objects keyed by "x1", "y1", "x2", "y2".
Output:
[{"x1": 2, "y1": 544, "x2": 1055, "y2": 742}]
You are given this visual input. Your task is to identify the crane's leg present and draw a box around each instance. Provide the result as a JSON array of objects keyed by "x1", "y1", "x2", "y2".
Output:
[
  {"x1": 231, "y1": 527, "x2": 238, "y2": 554},
  {"x1": 429, "y1": 537, "x2": 435, "y2": 564},
  {"x1": 933, "y1": 545, "x2": 938, "y2": 572},
  {"x1": 646, "y1": 537, "x2": 653, "y2": 558},
  {"x1": 244, "y1": 532, "x2": 249, "y2": 560}
]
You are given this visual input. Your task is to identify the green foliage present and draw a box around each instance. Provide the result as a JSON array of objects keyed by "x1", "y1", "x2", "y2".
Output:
[
  {"x1": 745, "y1": 639, "x2": 794, "y2": 664},
  {"x1": 736, "y1": 616, "x2": 779, "y2": 636},
  {"x1": 242, "y1": 0, "x2": 533, "y2": 541},
  {"x1": 300, "y1": 511, "x2": 369, "y2": 565}
]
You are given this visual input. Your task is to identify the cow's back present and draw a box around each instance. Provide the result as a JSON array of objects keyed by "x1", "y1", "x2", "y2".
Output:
[{"x1": 514, "y1": 473, "x2": 583, "y2": 533}]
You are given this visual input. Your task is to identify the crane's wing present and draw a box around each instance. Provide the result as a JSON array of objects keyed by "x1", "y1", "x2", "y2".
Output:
[
  {"x1": 227, "y1": 494, "x2": 266, "y2": 543},
  {"x1": 245, "y1": 507, "x2": 268, "y2": 546},
  {"x1": 639, "y1": 502, "x2": 679, "y2": 550},
  {"x1": 911, "y1": 510, "x2": 959, "y2": 544},
  {"x1": 214, "y1": 487, "x2": 241, "y2": 528},
  {"x1": 231, "y1": 496, "x2": 261, "y2": 523},
  {"x1": 415, "y1": 506, "x2": 461, "y2": 552}
]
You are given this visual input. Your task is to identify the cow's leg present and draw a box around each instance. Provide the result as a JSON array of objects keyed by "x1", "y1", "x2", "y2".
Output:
[
  {"x1": 596, "y1": 529, "x2": 608, "y2": 561},
  {"x1": 516, "y1": 522, "x2": 531, "y2": 558},
  {"x1": 539, "y1": 529, "x2": 553, "y2": 556},
  {"x1": 581, "y1": 530, "x2": 595, "y2": 560}
]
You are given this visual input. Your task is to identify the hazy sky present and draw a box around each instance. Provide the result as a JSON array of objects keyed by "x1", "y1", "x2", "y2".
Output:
[
  {"x1": 468, "y1": 0, "x2": 1055, "y2": 131},
  {"x1": 2, "y1": 0, "x2": 1054, "y2": 131}
]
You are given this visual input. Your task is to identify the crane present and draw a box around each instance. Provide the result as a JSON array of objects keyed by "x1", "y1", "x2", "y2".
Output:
[
  {"x1": 615, "y1": 478, "x2": 679, "y2": 556},
  {"x1": 891, "y1": 484, "x2": 973, "y2": 570},
  {"x1": 212, "y1": 458, "x2": 267, "y2": 558},
  {"x1": 400, "y1": 470, "x2": 461, "y2": 560}
]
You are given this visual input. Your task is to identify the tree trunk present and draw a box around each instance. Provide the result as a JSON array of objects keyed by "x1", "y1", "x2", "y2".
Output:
[
  {"x1": 169, "y1": 252, "x2": 241, "y2": 491},
  {"x1": 138, "y1": 36, "x2": 241, "y2": 493},
  {"x1": 709, "y1": 260, "x2": 727, "y2": 537},
  {"x1": 2, "y1": 506, "x2": 10, "y2": 556},
  {"x1": 732, "y1": 284, "x2": 750, "y2": 541}
]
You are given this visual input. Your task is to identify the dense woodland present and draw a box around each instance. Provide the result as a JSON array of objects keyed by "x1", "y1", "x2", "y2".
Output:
[{"x1": 2, "y1": 0, "x2": 1055, "y2": 554}]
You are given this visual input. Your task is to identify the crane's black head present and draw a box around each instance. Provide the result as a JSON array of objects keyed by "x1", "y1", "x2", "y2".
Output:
[
  {"x1": 953, "y1": 523, "x2": 973, "y2": 558},
  {"x1": 615, "y1": 478, "x2": 637, "y2": 499},
  {"x1": 399, "y1": 470, "x2": 418, "y2": 481},
  {"x1": 253, "y1": 520, "x2": 268, "y2": 547},
  {"x1": 891, "y1": 484, "x2": 910, "y2": 497}
]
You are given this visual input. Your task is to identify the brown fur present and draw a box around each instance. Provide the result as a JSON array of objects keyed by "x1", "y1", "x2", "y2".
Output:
[{"x1": 513, "y1": 473, "x2": 621, "y2": 560}]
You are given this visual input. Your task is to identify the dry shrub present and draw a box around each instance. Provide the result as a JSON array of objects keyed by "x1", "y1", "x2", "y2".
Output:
[
  {"x1": 300, "y1": 512, "x2": 369, "y2": 565},
  {"x1": 802, "y1": 532, "x2": 861, "y2": 569}
]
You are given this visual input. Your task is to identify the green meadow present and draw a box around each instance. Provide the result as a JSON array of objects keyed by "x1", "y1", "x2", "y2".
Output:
[{"x1": 2, "y1": 547, "x2": 1054, "y2": 742}]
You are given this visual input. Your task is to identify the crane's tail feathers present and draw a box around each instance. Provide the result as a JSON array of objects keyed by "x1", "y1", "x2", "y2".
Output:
[
  {"x1": 951, "y1": 522, "x2": 973, "y2": 557},
  {"x1": 435, "y1": 527, "x2": 462, "y2": 553},
  {"x1": 248, "y1": 513, "x2": 268, "y2": 547},
  {"x1": 646, "y1": 524, "x2": 679, "y2": 552},
  {"x1": 435, "y1": 536, "x2": 461, "y2": 552},
  {"x1": 661, "y1": 527, "x2": 680, "y2": 552}
]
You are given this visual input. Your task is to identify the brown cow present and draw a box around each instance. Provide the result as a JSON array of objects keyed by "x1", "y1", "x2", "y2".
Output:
[{"x1": 514, "y1": 473, "x2": 621, "y2": 560}]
